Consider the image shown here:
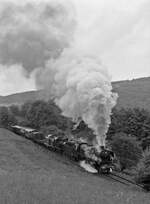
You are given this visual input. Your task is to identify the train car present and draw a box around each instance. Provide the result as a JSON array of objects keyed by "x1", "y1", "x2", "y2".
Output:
[
  {"x1": 26, "y1": 131, "x2": 45, "y2": 141},
  {"x1": 11, "y1": 125, "x2": 35, "y2": 137},
  {"x1": 61, "y1": 139, "x2": 80, "y2": 160}
]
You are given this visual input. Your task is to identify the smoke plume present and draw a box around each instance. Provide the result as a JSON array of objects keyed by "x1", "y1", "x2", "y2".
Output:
[
  {"x1": 0, "y1": 0, "x2": 75, "y2": 75},
  {"x1": 0, "y1": 0, "x2": 117, "y2": 145},
  {"x1": 36, "y1": 49, "x2": 117, "y2": 146}
]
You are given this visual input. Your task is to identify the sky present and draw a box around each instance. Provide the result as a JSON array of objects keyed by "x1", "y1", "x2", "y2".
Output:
[
  {"x1": 0, "y1": 0, "x2": 149, "y2": 95},
  {"x1": 72, "y1": 0, "x2": 150, "y2": 81}
]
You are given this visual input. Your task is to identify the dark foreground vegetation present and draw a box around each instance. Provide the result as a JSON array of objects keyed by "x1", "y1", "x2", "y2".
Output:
[{"x1": 1, "y1": 100, "x2": 150, "y2": 186}]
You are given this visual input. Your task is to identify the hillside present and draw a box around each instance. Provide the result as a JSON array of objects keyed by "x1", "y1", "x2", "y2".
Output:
[
  {"x1": 113, "y1": 77, "x2": 150, "y2": 110},
  {"x1": 0, "y1": 77, "x2": 150, "y2": 110},
  {"x1": 0, "y1": 128, "x2": 148, "y2": 204},
  {"x1": 0, "y1": 90, "x2": 50, "y2": 106}
]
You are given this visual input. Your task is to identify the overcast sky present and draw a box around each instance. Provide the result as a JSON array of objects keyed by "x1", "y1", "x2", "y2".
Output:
[
  {"x1": 0, "y1": 0, "x2": 149, "y2": 95},
  {"x1": 73, "y1": 0, "x2": 150, "y2": 81}
]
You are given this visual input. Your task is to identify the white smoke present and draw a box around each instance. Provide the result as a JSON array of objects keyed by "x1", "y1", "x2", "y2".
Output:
[
  {"x1": 0, "y1": 0, "x2": 76, "y2": 74},
  {"x1": 0, "y1": 0, "x2": 117, "y2": 145},
  {"x1": 36, "y1": 49, "x2": 117, "y2": 146}
]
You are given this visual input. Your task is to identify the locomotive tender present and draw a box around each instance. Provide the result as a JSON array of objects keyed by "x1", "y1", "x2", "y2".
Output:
[{"x1": 10, "y1": 125, "x2": 115, "y2": 174}]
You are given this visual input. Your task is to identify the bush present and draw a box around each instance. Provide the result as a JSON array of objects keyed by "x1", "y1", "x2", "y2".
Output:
[{"x1": 110, "y1": 132, "x2": 142, "y2": 171}]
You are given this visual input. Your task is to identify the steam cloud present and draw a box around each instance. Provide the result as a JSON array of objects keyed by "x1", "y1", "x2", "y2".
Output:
[
  {"x1": 0, "y1": 0, "x2": 117, "y2": 145},
  {"x1": 0, "y1": 0, "x2": 75, "y2": 74},
  {"x1": 36, "y1": 50, "x2": 117, "y2": 146}
]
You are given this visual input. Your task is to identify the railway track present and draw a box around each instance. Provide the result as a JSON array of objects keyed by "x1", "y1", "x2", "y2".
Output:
[{"x1": 106, "y1": 172, "x2": 143, "y2": 189}]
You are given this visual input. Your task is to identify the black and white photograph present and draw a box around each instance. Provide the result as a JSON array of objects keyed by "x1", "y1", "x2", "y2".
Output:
[{"x1": 0, "y1": 0, "x2": 150, "y2": 203}]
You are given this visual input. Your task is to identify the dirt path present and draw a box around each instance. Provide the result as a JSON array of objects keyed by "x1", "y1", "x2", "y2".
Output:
[{"x1": 0, "y1": 128, "x2": 149, "y2": 204}]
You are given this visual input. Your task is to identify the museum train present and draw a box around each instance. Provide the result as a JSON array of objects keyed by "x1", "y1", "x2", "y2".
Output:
[{"x1": 10, "y1": 125, "x2": 116, "y2": 174}]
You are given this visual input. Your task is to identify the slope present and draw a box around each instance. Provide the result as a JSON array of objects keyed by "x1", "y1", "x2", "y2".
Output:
[
  {"x1": 0, "y1": 128, "x2": 148, "y2": 204},
  {"x1": 113, "y1": 77, "x2": 150, "y2": 110}
]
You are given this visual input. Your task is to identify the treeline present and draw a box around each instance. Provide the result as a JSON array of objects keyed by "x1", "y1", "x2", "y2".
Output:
[
  {"x1": 1, "y1": 101, "x2": 150, "y2": 151},
  {"x1": 108, "y1": 107, "x2": 150, "y2": 150},
  {"x1": 1, "y1": 100, "x2": 150, "y2": 180},
  {"x1": 1, "y1": 101, "x2": 150, "y2": 150},
  {"x1": 107, "y1": 107, "x2": 150, "y2": 181},
  {"x1": 0, "y1": 100, "x2": 71, "y2": 133}
]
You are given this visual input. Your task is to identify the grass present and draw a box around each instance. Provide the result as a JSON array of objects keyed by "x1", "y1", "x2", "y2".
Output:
[{"x1": 0, "y1": 128, "x2": 149, "y2": 204}]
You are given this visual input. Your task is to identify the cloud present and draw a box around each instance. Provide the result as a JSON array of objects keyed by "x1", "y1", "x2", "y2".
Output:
[{"x1": 71, "y1": 0, "x2": 150, "y2": 80}]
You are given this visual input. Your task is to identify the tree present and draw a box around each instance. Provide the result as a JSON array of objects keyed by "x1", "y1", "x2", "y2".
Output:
[
  {"x1": 107, "y1": 107, "x2": 150, "y2": 141},
  {"x1": 0, "y1": 106, "x2": 17, "y2": 128},
  {"x1": 141, "y1": 137, "x2": 150, "y2": 151},
  {"x1": 20, "y1": 101, "x2": 32, "y2": 117},
  {"x1": 23, "y1": 100, "x2": 68, "y2": 130},
  {"x1": 9, "y1": 105, "x2": 21, "y2": 116},
  {"x1": 111, "y1": 133, "x2": 142, "y2": 171},
  {"x1": 135, "y1": 150, "x2": 150, "y2": 186}
]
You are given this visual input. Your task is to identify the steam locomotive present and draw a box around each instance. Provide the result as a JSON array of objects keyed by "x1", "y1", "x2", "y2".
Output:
[{"x1": 10, "y1": 125, "x2": 115, "y2": 174}]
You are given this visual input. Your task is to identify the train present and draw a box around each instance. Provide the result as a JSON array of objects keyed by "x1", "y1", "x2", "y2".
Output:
[{"x1": 10, "y1": 125, "x2": 115, "y2": 174}]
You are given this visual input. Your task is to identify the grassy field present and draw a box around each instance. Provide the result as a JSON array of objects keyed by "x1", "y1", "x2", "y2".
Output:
[{"x1": 0, "y1": 128, "x2": 149, "y2": 204}]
